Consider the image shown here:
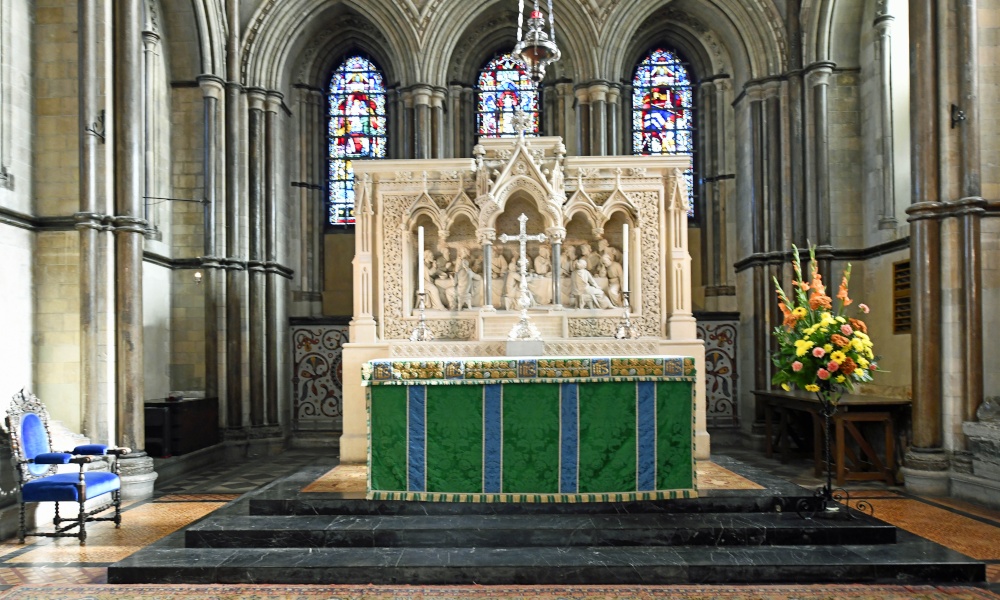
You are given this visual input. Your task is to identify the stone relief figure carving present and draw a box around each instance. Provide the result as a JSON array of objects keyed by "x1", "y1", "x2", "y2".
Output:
[
  {"x1": 492, "y1": 246, "x2": 508, "y2": 279},
  {"x1": 603, "y1": 253, "x2": 624, "y2": 307},
  {"x1": 421, "y1": 250, "x2": 445, "y2": 310},
  {"x1": 534, "y1": 245, "x2": 552, "y2": 276},
  {"x1": 560, "y1": 245, "x2": 577, "y2": 277},
  {"x1": 580, "y1": 243, "x2": 601, "y2": 272},
  {"x1": 570, "y1": 259, "x2": 613, "y2": 309},
  {"x1": 454, "y1": 259, "x2": 482, "y2": 310}
]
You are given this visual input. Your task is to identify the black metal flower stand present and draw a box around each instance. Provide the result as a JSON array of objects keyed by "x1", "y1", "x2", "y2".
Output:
[{"x1": 790, "y1": 385, "x2": 874, "y2": 519}]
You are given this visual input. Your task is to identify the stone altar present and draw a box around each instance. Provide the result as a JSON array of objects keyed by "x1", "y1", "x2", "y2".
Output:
[{"x1": 342, "y1": 134, "x2": 707, "y2": 463}]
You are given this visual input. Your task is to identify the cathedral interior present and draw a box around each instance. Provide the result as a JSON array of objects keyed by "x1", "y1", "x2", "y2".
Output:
[{"x1": 0, "y1": 0, "x2": 999, "y2": 593}]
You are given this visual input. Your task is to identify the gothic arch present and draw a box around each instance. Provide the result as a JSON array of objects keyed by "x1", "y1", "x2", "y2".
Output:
[
  {"x1": 242, "y1": 0, "x2": 419, "y2": 93},
  {"x1": 602, "y1": 0, "x2": 786, "y2": 87},
  {"x1": 801, "y1": 0, "x2": 865, "y2": 66},
  {"x1": 294, "y1": 13, "x2": 401, "y2": 89}
]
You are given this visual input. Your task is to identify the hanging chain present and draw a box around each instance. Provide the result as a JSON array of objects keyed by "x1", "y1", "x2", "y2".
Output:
[
  {"x1": 533, "y1": 0, "x2": 540, "y2": 14},
  {"x1": 517, "y1": 0, "x2": 524, "y2": 42},
  {"x1": 548, "y1": 0, "x2": 555, "y2": 43}
]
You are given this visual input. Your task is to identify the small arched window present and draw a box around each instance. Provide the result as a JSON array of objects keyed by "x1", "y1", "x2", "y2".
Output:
[
  {"x1": 632, "y1": 48, "x2": 695, "y2": 215},
  {"x1": 477, "y1": 54, "x2": 539, "y2": 138},
  {"x1": 327, "y1": 55, "x2": 387, "y2": 225}
]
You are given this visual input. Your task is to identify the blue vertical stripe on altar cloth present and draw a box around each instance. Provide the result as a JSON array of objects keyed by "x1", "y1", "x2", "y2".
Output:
[
  {"x1": 483, "y1": 383, "x2": 503, "y2": 493},
  {"x1": 407, "y1": 385, "x2": 426, "y2": 492},
  {"x1": 560, "y1": 382, "x2": 579, "y2": 494},
  {"x1": 637, "y1": 381, "x2": 657, "y2": 491}
]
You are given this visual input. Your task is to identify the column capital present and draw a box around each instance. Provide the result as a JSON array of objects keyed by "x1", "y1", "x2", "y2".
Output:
[
  {"x1": 246, "y1": 87, "x2": 267, "y2": 111},
  {"x1": 805, "y1": 61, "x2": 836, "y2": 86},
  {"x1": 477, "y1": 228, "x2": 496, "y2": 245},
  {"x1": 587, "y1": 81, "x2": 610, "y2": 102},
  {"x1": 574, "y1": 86, "x2": 591, "y2": 103},
  {"x1": 411, "y1": 84, "x2": 433, "y2": 106},
  {"x1": 265, "y1": 91, "x2": 283, "y2": 113},
  {"x1": 141, "y1": 30, "x2": 161, "y2": 50},
  {"x1": 198, "y1": 74, "x2": 226, "y2": 100}
]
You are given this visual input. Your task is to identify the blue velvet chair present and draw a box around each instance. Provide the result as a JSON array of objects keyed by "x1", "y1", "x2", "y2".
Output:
[{"x1": 3, "y1": 389, "x2": 130, "y2": 544}]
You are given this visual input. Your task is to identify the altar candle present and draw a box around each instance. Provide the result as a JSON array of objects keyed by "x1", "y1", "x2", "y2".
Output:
[
  {"x1": 623, "y1": 223, "x2": 629, "y2": 292},
  {"x1": 417, "y1": 226, "x2": 425, "y2": 294}
]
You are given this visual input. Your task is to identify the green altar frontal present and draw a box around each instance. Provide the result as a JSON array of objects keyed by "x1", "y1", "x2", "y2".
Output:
[{"x1": 363, "y1": 356, "x2": 698, "y2": 503}]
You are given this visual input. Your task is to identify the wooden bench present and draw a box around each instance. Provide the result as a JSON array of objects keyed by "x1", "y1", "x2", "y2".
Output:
[{"x1": 752, "y1": 389, "x2": 910, "y2": 486}]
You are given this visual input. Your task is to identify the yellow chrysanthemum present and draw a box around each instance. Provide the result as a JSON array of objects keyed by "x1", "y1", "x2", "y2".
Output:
[
  {"x1": 830, "y1": 351, "x2": 847, "y2": 364},
  {"x1": 835, "y1": 316, "x2": 846, "y2": 324},
  {"x1": 823, "y1": 344, "x2": 833, "y2": 353},
  {"x1": 792, "y1": 307, "x2": 807, "y2": 318},
  {"x1": 781, "y1": 383, "x2": 791, "y2": 391},
  {"x1": 805, "y1": 384, "x2": 820, "y2": 392},
  {"x1": 794, "y1": 339, "x2": 816, "y2": 357},
  {"x1": 835, "y1": 375, "x2": 846, "y2": 383},
  {"x1": 857, "y1": 357, "x2": 869, "y2": 369},
  {"x1": 851, "y1": 338, "x2": 865, "y2": 353}
]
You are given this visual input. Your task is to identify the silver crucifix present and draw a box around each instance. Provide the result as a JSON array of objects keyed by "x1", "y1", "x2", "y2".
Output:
[{"x1": 499, "y1": 213, "x2": 547, "y2": 340}]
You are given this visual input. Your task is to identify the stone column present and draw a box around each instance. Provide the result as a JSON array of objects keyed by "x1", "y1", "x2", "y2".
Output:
[
  {"x1": 747, "y1": 84, "x2": 769, "y2": 420},
  {"x1": 620, "y1": 83, "x2": 633, "y2": 154},
  {"x1": 401, "y1": 89, "x2": 414, "y2": 159},
  {"x1": 198, "y1": 75, "x2": 224, "y2": 404},
  {"x1": 412, "y1": 85, "x2": 432, "y2": 159},
  {"x1": 787, "y1": 70, "x2": 808, "y2": 246},
  {"x1": 607, "y1": 85, "x2": 620, "y2": 156},
  {"x1": 808, "y1": 64, "x2": 834, "y2": 250},
  {"x1": 547, "y1": 228, "x2": 565, "y2": 308},
  {"x1": 479, "y1": 229, "x2": 495, "y2": 311},
  {"x1": 141, "y1": 30, "x2": 159, "y2": 228},
  {"x1": 461, "y1": 87, "x2": 475, "y2": 156},
  {"x1": 575, "y1": 86, "x2": 590, "y2": 156},
  {"x1": 264, "y1": 92, "x2": 281, "y2": 427},
  {"x1": 556, "y1": 82, "x2": 574, "y2": 152},
  {"x1": 431, "y1": 87, "x2": 446, "y2": 159},
  {"x1": 449, "y1": 84, "x2": 463, "y2": 158},
  {"x1": 77, "y1": 0, "x2": 105, "y2": 442},
  {"x1": 764, "y1": 82, "x2": 784, "y2": 345},
  {"x1": 875, "y1": 9, "x2": 897, "y2": 228},
  {"x1": 588, "y1": 82, "x2": 608, "y2": 156},
  {"x1": 247, "y1": 88, "x2": 266, "y2": 428},
  {"x1": 957, "y1": 0, "x2": 983, "y2": 435},
  {"x1": 113, "y1": 0, "x2": 156, "y2": 499},
  {"x1": 224, "y1": 0, "x2": 245, "y2": 431},
  {"x1": 902, "y1": 0, "x2": 947, "y2": 495}
]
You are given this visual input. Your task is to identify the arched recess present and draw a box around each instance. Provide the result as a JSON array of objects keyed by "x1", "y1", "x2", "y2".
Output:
[
  {"x1": 602, "y1": 0, "x2": 786, "y2": 87},
  {"x1": 442, "y1": 3, "x2": 581, "y2": 157},
  {"x1": 242, "y1": 0, "x2": 419, "y2": 94}
]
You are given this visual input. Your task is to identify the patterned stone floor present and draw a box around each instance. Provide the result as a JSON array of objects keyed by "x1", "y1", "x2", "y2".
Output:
[{"x1": 0, "y1": 447, "x2": 997, "y2": 598}]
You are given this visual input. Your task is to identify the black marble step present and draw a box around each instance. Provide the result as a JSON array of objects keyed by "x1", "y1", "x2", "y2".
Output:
[
  {"x1": 186, "y1": 512, "x2": 896, "y2": 549},
  {"x1": 248, "y1": 493, "x2": 804, "y2": 517},
  {"x1": 107, "y1": 543, "x2": 985, "y2": 585}
]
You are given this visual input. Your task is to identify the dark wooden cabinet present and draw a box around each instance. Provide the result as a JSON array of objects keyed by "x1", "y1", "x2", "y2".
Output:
[{"x1": 144, "y1": 397, "x2": 219, "y2": 457}]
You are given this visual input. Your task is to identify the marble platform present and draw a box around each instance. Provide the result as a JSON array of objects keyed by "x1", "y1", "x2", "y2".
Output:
[{"x1": 107, "y1": 456, "x2": 986, "y2": 585}]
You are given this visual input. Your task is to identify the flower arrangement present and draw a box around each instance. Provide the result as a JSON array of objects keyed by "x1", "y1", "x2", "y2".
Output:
[{"x1": 771, "y1": 245, "x2": 879, "y2": 400}]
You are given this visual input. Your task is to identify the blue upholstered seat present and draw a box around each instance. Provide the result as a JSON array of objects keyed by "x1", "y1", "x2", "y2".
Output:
[
  {"x1": 22, "y1": 472, "x2": 121, "y2": 503},
  {"x1": 3, "y1": 389, "x2": 129, "y2": 544}
]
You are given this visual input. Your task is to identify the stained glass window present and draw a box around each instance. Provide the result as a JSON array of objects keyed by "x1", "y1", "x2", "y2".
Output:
[
  {"x1": 327, "y1": 56, "x2": 387, "y2": 225},
  {"x1": 477, "y1": 54, "x2": 539, "y2": 138},
  {"x1": 632, "y1": 48, "x2": 695, "y2": 215}
]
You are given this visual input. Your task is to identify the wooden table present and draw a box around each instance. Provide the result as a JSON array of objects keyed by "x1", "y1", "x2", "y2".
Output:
[{"x1": 753, "y1": 389, "x2": 910, "y2": 486}]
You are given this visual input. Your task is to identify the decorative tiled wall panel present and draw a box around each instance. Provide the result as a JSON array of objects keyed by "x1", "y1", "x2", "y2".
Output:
[
  {"x1": 291, "y1": 325, "x2": 349, "y2": 432},
  {"x1": 697, "y1": 319, "x2": 739, "y2": 428}
]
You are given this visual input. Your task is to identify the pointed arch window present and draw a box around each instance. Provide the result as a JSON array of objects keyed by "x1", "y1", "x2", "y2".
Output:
[
  {"x1": 632, "y1": 48, "x2": 695, "y2": 215},
  {"x1": 327, "y1": 55, "x2": 387, "y2": 226},
  {"x1": 477, "y1": 54, "x2": 539, "y2": 138}
]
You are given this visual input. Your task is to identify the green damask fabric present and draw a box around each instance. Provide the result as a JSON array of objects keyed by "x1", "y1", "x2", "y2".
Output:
[
  {"x1": 368, "y1": 386, "x2": 407, "y2": 492},
  {"x1": 578, "y1": 382, "x2": 638, "y2": 494},
  {"x1": 657, "y1": 381, "x2": 694, "y2": 490},
  {"x1": 502, "y1": 383, "x2": 560, "y2": 493},
  {"x1": 426, "y1": 385, "x2": 483, "y2": 493}
]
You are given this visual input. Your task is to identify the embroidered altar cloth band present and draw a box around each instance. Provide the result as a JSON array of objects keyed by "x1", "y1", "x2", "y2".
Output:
[{"x1": 362, "y1": 355, "x2": 697, "y2": 386}]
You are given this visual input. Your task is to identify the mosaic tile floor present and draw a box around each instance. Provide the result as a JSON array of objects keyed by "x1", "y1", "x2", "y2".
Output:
[{"x1": 0, "y1": 447, "x2": 997, "y2": 598}]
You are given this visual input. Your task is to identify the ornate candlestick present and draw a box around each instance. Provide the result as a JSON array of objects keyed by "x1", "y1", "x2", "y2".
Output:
[
  {"x1": 409, "y1": 292, "x2": 435, "y2": 341},
  {"x1": 614, "y1": 290, "x2": 640, "y2": 339}
]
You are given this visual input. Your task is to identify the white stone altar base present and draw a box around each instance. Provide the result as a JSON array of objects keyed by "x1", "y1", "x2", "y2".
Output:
[{"x1": 342, "y1": 135, "x2": 708, "y2": 462}]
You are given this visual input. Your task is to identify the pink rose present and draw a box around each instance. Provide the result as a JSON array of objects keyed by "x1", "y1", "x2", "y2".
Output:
[
  {"x1": 812, "y1": 347, "x2": 826, "y2": 358},
  {"x1": 869, "y1": 363, "x2": 877, "y2": 371},
  {"x1": 859, "y1": 303, "x2": 870, "y2": 314},
  {"x1": 827, "y1": 361, "x2": 840, "y2": 372},
  {"x1": 817, "y1": 368, "x2": 831, "y2": 380},
  {"x1": 841, "y1": 324, "x2": 853, "y2": 336},
  {"x1": 792, "y1": 361, "x2": 803, "y2": 372}
]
